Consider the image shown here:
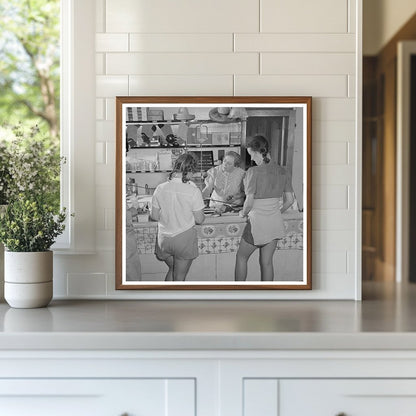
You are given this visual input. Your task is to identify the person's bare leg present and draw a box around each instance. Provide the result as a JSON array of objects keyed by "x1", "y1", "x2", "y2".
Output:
[
  {"x1": 164, "y1": 256, "x2": 174, "y2": 281},
  {"x1": 259, "y1": 239, "x2": 278, "y2": 281},
  {"x1": 173, "y1": 258, "x2": 193, "y2": 281},
  {"x1": 235, "y1": 238, "x2": 257, "y2": 281}
]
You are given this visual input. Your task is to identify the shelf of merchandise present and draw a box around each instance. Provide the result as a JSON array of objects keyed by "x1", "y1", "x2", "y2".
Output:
[{"x1": 129, "y1": 144, "x2": 241, "y2": 150}]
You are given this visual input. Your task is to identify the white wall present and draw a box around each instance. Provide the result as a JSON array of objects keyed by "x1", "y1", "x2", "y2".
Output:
[
  {"x1": 363, "y1": 0, "x2": 416, "y2": 55},
  {"x1": 54, "y1": 0, "x2": 361, "y2": 300}
]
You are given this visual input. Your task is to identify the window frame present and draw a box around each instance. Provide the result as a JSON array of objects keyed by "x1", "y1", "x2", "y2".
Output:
[{"x1": 53, "y1": 0, "x2": 95, "y2": 253}]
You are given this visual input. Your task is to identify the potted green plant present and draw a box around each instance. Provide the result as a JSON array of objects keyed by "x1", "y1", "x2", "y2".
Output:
[
  {"x1": 0, "y1": 136, "x2": 13, "y2": 301},
  {"x1": 0, "y1": 197, "x2": 66, "y2": 308},
  {"x1": 0, "y1": 124, "x2": 66, "y2": 308}
]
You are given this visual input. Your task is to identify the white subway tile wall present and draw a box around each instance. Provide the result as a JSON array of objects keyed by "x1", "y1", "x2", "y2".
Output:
[
  {"x1": 235, "y1": 34, "x2": 356, "y2": 52},
  {"x1": 105, "y1": 0, "x2": 259, "y2": 33},
  {"x1": 106, "y1": 53, "x2": 259, "y2": 75},
  {"x1": 96, "y1": 98, "x2": 105, "y2": 120},
  {"x1": 62, "y1": 0, "x2": 359, "y2": 299},
  {"x1": 261, "y1": 53, "x2": 356, "y2": 75},
  {"x1": 261, "y1": 0, "x2": 348, "y2": 33},
  {"x1": 96, "y1": 33, "x2": 129, "y2": 52},
  {"x1": 235, "y1": 75, "x2": 348, "y2": 97},
  {"x1": 129, "y1": 34, "x2": 234, "y2": 52},
  {"x1": 95, "y1": 53, "x2": 105, "y2": 75},
  {"x1": 67, "y1": 273, "x2": 107, "y2": 297},
  {"x1": 129, "y1": 75, "x2": 234, "y2": 96}
]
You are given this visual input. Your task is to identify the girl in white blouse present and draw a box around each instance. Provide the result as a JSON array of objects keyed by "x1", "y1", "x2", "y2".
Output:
[{"x1": 151, "y1": 153, "x2": 205, "y2": 281}]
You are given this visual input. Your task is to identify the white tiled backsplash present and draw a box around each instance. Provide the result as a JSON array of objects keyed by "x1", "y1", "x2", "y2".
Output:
[{"x1": 54, "y1": 0, "x2": 359, "y2": 299}]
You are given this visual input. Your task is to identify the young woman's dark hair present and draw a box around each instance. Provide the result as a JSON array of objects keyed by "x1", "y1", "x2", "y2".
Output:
[
  {"x1": 169, "y1": 153, "x2": 198, "y2": 183},
  {"x1": 246, "y1": 135, "x2": 270, "y2": 164}
]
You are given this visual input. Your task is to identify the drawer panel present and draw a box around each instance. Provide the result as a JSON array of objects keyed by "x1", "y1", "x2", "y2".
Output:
[{"x1": 280, "y1": 379, "x2": 416, "y2": 416}]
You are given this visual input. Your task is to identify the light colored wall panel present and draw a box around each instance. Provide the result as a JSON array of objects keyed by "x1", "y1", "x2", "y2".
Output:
[
  {"x1": 96, "y1": 230, "x2": 115, "y2": 251},
  {"x1": 261, "y1": 0, "x2": 348, "y2": 33},
  {"x1": 96, "y1": 121, "x2": 116, "y2": 143},
  {"x1": 96, "y1": 34, "x2": 128, "y2": 52},
  {"x1": 349, "y1": 0, "x2": 357, "y2": 33},
  {"x1": 96, "y1": 98, "x2": 104, "y2": 120},
  {"x1": 105, "y1": 98, "x2": 116, "y2": 121},
  {"x1": 130, "y1": 34, "x2": 233, "y2": 52},
  {"x1": 55, "y1": 253, "x2": 114, "y2": 277},
  {"x1": 313, "y1": 185, "x2": 349, "y2": 209},
  {"x1": 312, "y1": 98, "x2": 355, "y2": 120},
  {"x1": 313, "y1": 251, "x2": 347, "y2": 274},
  {"x1": 312, "y1": 210, "x2": 355, "y2": 230},
  {"x1": 96, "y1": 142, "x2": 106, "y2": 164},
  {"x1": 96, "y1": 75, "x2": 128, "y2": 97},
  {"x1": 322, "y1": 272, "x2": 356, "y2": 296},
  {"x1": 235, "y1": 34, "x2": 355, "y2": 52},
  {"x1": 106, "y1": 142, "x2": 116, "y2": 165},
  {"x1": 348, "y1": 75, "x2": 356, "y2": 97},
  {"x1": 348, "y1": 184, "x2": 355, "y2": 210},
  {"x1": 129, "y1": 75, "x2": 233, "y2": 96},
  {"x1": 96, "y1": 207, "x2": 105, "y2": 231},
  {"x1": 79, "y1": 0, "x2": 359, "y2": 299},
  {"x1": 262, "y1": 53, "x2": 355, "y2": 75},
  {"x1": 95, "y1": 53, "x2": 104, "y2": 75},
  {"x1": 236, "y1": 75, "x2": 347, "y2": 97},
  {"x1": 166, "y1": 379, "x2": 196, "y2": 416},
  {"x1": 243, "y1": 379, "x2": 278, "y2": 416},
  {"x1": 107, "y1": 53, "x2": 259, "y2": 75},
  {"x1": 313, "y1": 142, "x2": 348, "y2": 165},
  {"x1": 67, "y1": 273, "x2": 107, "y2": 296},
  {"x1": 348, "y1": 142, "x2": 355, "y2": 165},
  {"x1": 313, "y1": 230, "x2": 355, "y2": 251},
  {"x1": 96, "y1": 186, "x2": 114, "y2": 210},
  {"x1": 106, "y1": 0, "x2": 259, "y2": 33},
  {"x1": 95, "y1": 0, "x2": 105, "y2": 32},
  {"x1": 96, "y1": 164, "x2": 115, "y2": 187},
  {"x1": 313, "y1": 121, "x2": 355, "y2": 142},
  {"x1": 313, "y1": 166, "x2": 355, "y2": 185}
]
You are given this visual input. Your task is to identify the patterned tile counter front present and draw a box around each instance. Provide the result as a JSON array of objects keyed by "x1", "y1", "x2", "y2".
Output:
[{"x1": 133, "y1": 212, "x2": 303, "y2": 255}]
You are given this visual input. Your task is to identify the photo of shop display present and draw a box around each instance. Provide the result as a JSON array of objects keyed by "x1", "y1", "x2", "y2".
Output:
[{"x1": 116, "y1": 98, "x2": 311, "y2": 290}]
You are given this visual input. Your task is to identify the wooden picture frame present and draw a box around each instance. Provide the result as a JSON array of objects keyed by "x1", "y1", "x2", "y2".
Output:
[{"x1": 116, "y1": 96, "x2": 312, "y2": 290}]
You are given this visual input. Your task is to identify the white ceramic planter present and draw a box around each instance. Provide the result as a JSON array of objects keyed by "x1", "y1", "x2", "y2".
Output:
[{"x1": 4, "y1": 251, "x2": 53, "y2": 308}]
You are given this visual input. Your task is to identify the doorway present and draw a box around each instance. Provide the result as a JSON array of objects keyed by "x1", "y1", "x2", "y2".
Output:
[{"x1": 396, "y1": 41, "x2": 416, "y2": 283}]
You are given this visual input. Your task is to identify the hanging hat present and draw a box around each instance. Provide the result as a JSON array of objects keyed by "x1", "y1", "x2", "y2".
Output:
[
  {"x1": 209, "y1": 107, "x2": 247, "y2": 123},
  {"x1": 173, "y1": 107, "x2": 195, "y2": 121}
]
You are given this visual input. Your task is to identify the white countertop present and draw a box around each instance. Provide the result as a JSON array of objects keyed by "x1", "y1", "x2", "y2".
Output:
[{"x1": 1, "y1": 281, "x2": 416, "y2": 351}]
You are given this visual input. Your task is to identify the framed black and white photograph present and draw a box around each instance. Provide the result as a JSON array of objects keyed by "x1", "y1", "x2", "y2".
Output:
[{"x1": 115, "y1": 97, "x2": 311, "y2": 290}]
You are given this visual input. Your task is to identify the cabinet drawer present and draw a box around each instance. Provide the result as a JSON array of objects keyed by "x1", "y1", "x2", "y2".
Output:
[
  {"x1": 0, "y1": 378, "x2": 195, "y2": 416},
  {"x1": 280, "y1": 379, "x2": 416, "y2": 416}
]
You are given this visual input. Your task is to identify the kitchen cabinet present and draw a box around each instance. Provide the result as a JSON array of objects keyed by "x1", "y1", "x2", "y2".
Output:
[
  {"x1": 0, "y1": 379, "x2": 195, "y2": 416},
  {"x1": 1, "y1": 350, "x2": 416, "y2": 416},
  {"x1": 280, "y1": 380, "x2": 416, "y2": 416},
  {"x1": 1, "y1": 283, "x2": 416, "y2": 415}
]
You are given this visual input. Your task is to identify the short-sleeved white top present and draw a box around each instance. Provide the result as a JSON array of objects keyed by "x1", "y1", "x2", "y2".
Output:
[{"x1": 152, "y1": 178, "x2": 205, "y2": 237}]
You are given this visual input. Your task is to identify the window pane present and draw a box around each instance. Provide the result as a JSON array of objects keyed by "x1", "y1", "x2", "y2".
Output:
[{"x1": 0, "y1": 0, "x2": 60, "y2": 209}]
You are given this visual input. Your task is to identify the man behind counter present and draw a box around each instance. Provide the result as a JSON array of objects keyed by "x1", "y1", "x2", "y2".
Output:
[{"x1": 202, "y1": 151, "x2": 245, "y2": 212}]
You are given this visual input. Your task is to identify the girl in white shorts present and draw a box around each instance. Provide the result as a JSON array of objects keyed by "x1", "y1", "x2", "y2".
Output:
[{"x1": 151, "y1": 153, "x2": 205, "y2": 281}]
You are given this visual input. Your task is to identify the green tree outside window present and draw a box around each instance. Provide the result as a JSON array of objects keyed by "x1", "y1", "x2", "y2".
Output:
[{"x1": 0, "y1": 0, "x2": 60, "y2": 208}]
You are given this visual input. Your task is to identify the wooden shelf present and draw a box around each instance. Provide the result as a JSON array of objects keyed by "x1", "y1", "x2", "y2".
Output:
[
  {"x1": 126, "y1": 119, "x2": 243, "y2": 125},
  {"x1": 127, "y1": 170, "x2": 170, "y2": 173},
  {"x1": 129, "y1": 144, "x2": 240, "y2": 149}
]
